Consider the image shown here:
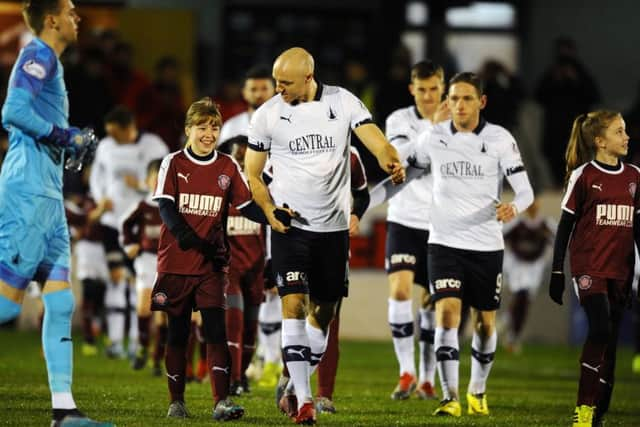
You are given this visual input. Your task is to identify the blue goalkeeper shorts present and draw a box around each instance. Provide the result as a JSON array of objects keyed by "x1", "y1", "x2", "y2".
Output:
[{"x1": 0, "y1": 187, "x2": 70, "y2": 303}]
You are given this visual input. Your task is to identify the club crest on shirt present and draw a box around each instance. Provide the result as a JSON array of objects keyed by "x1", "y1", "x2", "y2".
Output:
[
  {"x1": 629, "y1": 182, "x2": 637, "y2": 198},
  {"x1": 152, "y1": 292, "x2": 168, "y2": 306},
  {"x1": 22, "y1": 60, "x2": 46, "y2": 79},
  {"x1": 218, "y1": 174, "x2": 231, "y2": 190},
  {"x1": 577, "y1": 275, "x2": 592, "y2": 290},
  {"x1": 328, "y1": 106, "x2": 337, "y2": 121}
]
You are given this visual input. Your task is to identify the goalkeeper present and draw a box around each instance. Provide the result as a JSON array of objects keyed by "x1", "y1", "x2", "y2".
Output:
[{"x1": 0, "y1": 1, "x2": 109, "y2": 426}]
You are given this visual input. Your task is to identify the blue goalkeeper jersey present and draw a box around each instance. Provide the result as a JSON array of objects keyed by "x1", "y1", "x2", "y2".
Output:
[{"x1": 0, "y1": 37, "x2": 69, "y2": 200}]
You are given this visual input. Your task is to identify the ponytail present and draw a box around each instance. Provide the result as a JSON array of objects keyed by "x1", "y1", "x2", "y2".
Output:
[
  {"x1": 564, "y1": 110, "x2": 620, "y2": 185},
  {"x1": 564, "y1": 114, "x2": 590, "y2": 185}
]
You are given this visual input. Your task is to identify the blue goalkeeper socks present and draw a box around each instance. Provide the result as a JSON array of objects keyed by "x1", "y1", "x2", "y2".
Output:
[{"x1": 42, "y1": 288, "x2": 75, "y2": 393}]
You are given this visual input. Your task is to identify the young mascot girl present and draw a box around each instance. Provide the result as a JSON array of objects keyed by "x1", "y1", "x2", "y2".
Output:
[
  {"x1": 152, "y1": 97, "x2": 285, "y2": 421},
  {"x1": 549, "y1": 110, "x2": 640, "y2": 427}
]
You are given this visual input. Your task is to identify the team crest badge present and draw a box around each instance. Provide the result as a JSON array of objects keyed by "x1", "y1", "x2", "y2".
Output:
[
  {"x1": 629, "y1": 182, "x2": 637, "y2": 198},
  {"x1": 152, "y1": 292, "x2": 168, "y2": 306},
  {"x1": 577, "y1": 275, "x2": 592, "y2": 290},
  {"x1": 218, "y1": 174, "x2": 231, "y2": 190}
]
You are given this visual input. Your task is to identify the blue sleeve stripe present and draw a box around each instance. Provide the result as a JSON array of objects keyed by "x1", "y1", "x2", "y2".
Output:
[{"x1": 12, "y1": 71, "x2": 45, "y2": 96}]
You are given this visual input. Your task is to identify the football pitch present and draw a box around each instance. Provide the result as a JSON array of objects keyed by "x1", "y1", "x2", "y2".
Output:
[{"x1": 1, "y1": 330, "x2": 638, "y2": 426}]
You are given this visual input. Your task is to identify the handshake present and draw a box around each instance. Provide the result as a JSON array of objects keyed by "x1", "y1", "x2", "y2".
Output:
[{"x1": 43, "y1": 125, "x2": 98, "y2": 171}]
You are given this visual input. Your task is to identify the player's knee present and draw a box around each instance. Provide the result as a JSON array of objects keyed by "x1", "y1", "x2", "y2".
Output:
[
  {"x1": 201, "y1": 307, "x2": 226, "y2": 344},
  {"x1": 475, "y1": 322, "x2": 495, "y2": 338},
  {"x1": 588, "y1": 323, "x2": 610, "y2": 345},
  {"x1": 389, "y1": 274, "x2": 412, "y2": 300},
  {"x1": 310, "y1": 303, "x2": 335, "y2": 329},
  {"x1": 0, "y1": 297, "x2": 22, "y2": 323},
  {"x1": 167, "y1": 323, "x2": 190, "y2": 347},
  {"x1": 390, "y1": 287, "x2": 411, "y2": 301},
  {"x1": 43, "y1": 288, "x2": 75, "y2": 319},
  {"x1": 282, "y1": 294, "x2": 306, "y2": 319}
]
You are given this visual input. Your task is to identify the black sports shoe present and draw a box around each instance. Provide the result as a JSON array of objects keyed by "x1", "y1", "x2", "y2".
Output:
[
  {"x1": 240, "y1": 374, "x2": 251, "y2": 394},
  {"x1": 229, "y1": 381, "x2": 243, "y2": 396},
  {"x1": 131, "y1": 347, "x2": 148, "y2": 371}
]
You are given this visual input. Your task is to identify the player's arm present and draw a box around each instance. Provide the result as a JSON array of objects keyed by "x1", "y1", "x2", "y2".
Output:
[
  {"x1": 354, "y1": 123, "x2": 405, "y2": 184},
  {"x1": 120, "y1": 203, "x2": 143, "y2": 259},
  {"x1": 498, "y1": 137, "x2": 535, "y2": 222},
  {"x1": 244, "y1": 149, "x2": 294, "y2": 233},
  {"x1": 385, "y1": 112, "x2": 416, "y2": 162},
  {"x1": 368, "y1": 165, "x2": 424, "y2": 210},
  {"x1": 2, "y1": 52, "x2": 54, "y2": 140},
  {"x1": 497, "y1": 170, "x2": 534, "y2": 223},
  {"x1": 1, "y1": 52, "x2": 85, "y2": 151},
  {"x1": 350, "y1": 187, "x2": 369, "y2": 236},
  {"x1": 368, "y1": 128, "x2": 431, "y2": 209},
  {"x1": 350, "y1": 147, "x2": 369, "y2": 235}
]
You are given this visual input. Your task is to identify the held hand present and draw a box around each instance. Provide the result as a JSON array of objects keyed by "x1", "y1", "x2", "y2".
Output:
[
  {"x1": 175, "y1": 227, "x2": 205, "y2": 251},
  {"x1": 270, "y1": 203, "x2": 298, "y2": 233},
  {"x1": 496, "y1": 202, "x2": 517, "y2": 223},
  {"x1": 387, "y1": 162, "x2": 406, "y2": 184},
  {"x1": 549, "y1": 271, "x2": 565, "y2": 305},
  {"x1": 100, "y1": 198, "x2": 114, "y2": 212},
  {"x1": 349, "y1": 214, "x2": 360, "y2": 236}
]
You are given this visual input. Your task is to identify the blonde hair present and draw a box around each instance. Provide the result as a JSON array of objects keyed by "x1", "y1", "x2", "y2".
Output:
[
  {"x1": 564, "y1": 110, "x2": 620, "y2": 185},
  {"x1": 185, "y1": 97, "x2": 222, "y2": 129}
]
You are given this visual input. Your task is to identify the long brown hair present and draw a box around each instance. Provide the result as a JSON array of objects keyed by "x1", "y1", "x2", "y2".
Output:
[{"x1": 564, "y1": 110, "x2": 620, "y2": 185}]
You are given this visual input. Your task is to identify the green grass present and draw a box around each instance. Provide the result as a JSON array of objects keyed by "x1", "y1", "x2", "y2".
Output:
[{"x1": 0, "y1": 331, "x2": 638, "y2": 426}]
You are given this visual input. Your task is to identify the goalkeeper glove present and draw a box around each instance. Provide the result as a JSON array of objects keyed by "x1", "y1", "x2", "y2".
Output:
[{"x1": 64, "y1": 128, "x2": 98, "y2": 172}]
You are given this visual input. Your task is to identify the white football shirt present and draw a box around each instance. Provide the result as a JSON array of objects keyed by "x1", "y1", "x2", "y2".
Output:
[
  {"x1": 412, "y1": 118, "x2": 529, "y2": 251},
  {"x1": 248, "y1": 83, "x2": 372, "y2": 232},
  {"x1": 90, "y1": 132, "x2": 169, "y2": 229},
  {"x1": 385, "y1": 105, "x2": 434, "y2": 230}
]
